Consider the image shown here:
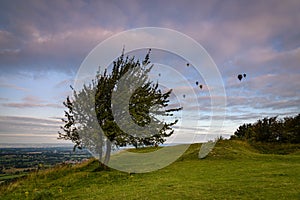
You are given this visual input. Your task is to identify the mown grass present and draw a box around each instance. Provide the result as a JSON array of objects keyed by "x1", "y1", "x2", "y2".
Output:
[{"x1": 0, "y1": 140, "x2": 299, "y2": 199}]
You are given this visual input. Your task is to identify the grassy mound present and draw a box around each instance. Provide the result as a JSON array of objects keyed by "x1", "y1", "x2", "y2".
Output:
[
  {"x1": 1, "y1": 140, "x2": 299, "y2": 199},
  {"x1": 249, "y1": 142, "x2": 300, "y2": 155}
]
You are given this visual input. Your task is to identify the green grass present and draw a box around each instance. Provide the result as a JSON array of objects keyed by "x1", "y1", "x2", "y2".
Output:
[
  {"x1": 0, "y1": 140, "x2": 299, "y2": 199},
  {"x1": 0, "y1": 174, "x2": 27, "y2": 181},
  {"x1": 249, "y1": 141, "x2": 300, "y2": 155}
]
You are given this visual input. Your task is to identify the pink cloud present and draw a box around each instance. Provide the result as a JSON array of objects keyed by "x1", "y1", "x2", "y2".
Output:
[
  {"x1": 2, "y1": 95, "x2": 63, "y2": 109},
  {"x1": 0, "y1": 83, "x2": 29, "y2": 92}
]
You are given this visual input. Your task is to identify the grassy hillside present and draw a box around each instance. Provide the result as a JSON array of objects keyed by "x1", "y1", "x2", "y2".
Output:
[{"x1": 0, "y1": 140, "x2": 299, "y2": 199}]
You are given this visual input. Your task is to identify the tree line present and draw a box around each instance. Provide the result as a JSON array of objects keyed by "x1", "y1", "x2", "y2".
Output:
[{"x1": 232, "y1": 114, "x2": 300, "y2": 143}]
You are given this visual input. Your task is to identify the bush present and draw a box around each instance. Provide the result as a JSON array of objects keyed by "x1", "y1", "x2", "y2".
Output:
[{"x1": 232, "y1": 114, "x2": 300, "y2": 144}]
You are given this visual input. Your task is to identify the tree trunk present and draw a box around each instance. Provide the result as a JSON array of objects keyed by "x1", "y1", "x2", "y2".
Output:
[
  {"x1": 103, "y1": 139, "x2": 111, "y2": 165},
  {"x1": 97, "y1": 133, "x2": 103, "y2": 162},
  {"x1": 96, "y1": 142, "x2": 103, "y2": 162}
]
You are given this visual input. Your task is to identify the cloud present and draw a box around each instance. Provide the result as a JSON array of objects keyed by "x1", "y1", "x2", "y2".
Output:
[
  {"x1": 1, "y1": 0, "x2": 299, "y2": 76},
  {"x1": 0, "y1": 115, "x2": 60, "y2": 125},
  {"x1": 0, "y1": 83, "x2": 29, "y2": 92},
  {"x1": 0, "y1": 27, "x2": 121, "y2": 74},
  {"x1": 0, "y1": 115, "x2": 62, "y2": 136},
  {"x1": 248, "y1": 73, "x2": 300, "y2": 97},
  {"x1": 2, "y1": 102, "x2": 62, "y2": 109},
  {"x1": 0, "y1": 97, "x2": 9, "y2": 101},
  {"x1": 1, "y1": 95, "x2": 63, "y2": 109},
  {"x1": 174, "y1": 0, "x2": 300, "y2": 67},
  {"x1": 227, "y1": 95, "x2": 300, "y2": 113},
  {"x1": 231, "y1": 47, "x2": 300, "y2": 77},
  {"x1": 0, "y1": 0, "x2": 128, "y2": 74},
  {"x1": 252, "y1": 98, "x2": 300, "y2": 110},
  {"x1": 0, "y1": 30, "x2": 21, "y2": 52},
  {"x1": 0, "y1": 115, "x2": 65, "y2": 143}
]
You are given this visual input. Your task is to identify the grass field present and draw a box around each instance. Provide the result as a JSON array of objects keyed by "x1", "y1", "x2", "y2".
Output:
[{"x1": 0, "y1": 140, "x2": 299, "y2": 199}]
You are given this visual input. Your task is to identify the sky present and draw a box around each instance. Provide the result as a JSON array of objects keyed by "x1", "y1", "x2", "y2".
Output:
[{"x1": 0, "y1": 0, "x2": 299, "y2": 144}]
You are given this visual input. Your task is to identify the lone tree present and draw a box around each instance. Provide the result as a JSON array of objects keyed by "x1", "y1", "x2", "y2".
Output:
[{"x1": 58, "y1": 50, "x2": 182, "y2": 165}]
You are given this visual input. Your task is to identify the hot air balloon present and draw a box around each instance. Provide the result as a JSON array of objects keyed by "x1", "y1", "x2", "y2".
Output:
[
  {"x1": 199, "y1": 84, "x2": 203, "y2": 89},
  {"x1": 158, "y1": 73, "x2": 161, "y2": 77},
  {"x1": 183, "y1": 94, "x2": 186, "y2": 98},
  {"x1": 186, "y1": 63, "x2": 190, "y2": 67},
  {"x1": 243, "y1": 73, "x2": 246, "y2": 78},
  {"x1": 196, "y1": 81, "x2": 199, "y2": 85},
  {"x1": 238, "y1": 74, "x2": 243, "y2": 81}
]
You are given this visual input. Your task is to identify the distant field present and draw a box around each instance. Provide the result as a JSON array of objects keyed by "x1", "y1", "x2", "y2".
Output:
[
  {"x1": 0, "y1": 146, "x2": 93, "y2": 184},
  {"x1": 0, "y1": 140, "x2": 299, "y2": 199}
]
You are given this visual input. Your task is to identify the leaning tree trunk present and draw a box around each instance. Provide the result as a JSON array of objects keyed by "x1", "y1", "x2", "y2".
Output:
[
  {"x1": 96, "y1": 132, "x2": 104, "y2": 162},
  {"x1": 103, "y1": 139, "x2": 111, "y2": 165},
  {"x1": 96, "y1": 142, "x2": 103, "y2": 162}
]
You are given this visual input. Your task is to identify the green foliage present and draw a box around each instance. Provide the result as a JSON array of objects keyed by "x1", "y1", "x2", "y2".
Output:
[
  {"x1": 1, "y1": 140, "x2": 300, "y2": 199},
  {"x1": 232, "y1": 114, "x2": 300, "y2": 144}
]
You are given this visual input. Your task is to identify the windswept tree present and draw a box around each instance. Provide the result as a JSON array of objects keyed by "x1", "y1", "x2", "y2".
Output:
[{"x1": 58, "y1": 50, "x2": 182, "y2": 165}]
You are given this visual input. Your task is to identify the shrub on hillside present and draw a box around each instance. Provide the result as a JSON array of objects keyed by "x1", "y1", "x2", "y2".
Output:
[{"x1": 231, "y1": 114, "x2": 300, "y2": 144}]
